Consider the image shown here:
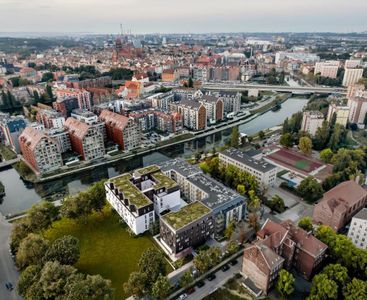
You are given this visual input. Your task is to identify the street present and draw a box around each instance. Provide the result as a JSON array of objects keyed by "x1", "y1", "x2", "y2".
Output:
[
  {"x1": 185, "y1": 261, "x2": 242, "y2": 300},
  {"x1": 0, "y1": 213, "x2": 21, "y2": 300}
]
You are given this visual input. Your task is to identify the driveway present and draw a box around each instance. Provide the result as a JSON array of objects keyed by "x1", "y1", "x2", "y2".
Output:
[
  {"x1": 0, "y1": 213, "x2": 21, "y2": 300},
  {"x1": 185, "y1": 261, "x2": 242, "y2": 300}
]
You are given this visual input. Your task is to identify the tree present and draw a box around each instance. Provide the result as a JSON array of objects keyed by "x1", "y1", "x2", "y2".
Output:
[
  {"x1": 224, "y1": 220, "x2": 235, "y2": 240},
  {"x1": 320, "y1": 148, "x2": 334, "y2": 163},
  {"x1": 328, "y1": 124, "x2": 346, "y2": 151},
  {"x1": 297, "y1": 176, "x2": 324, "y2": 203},
  {"x1": 188, "y1": 77, "x2": 193, "y2": 88},
  {"x1": 299, "y1": 136, "x2": 313, "y2": 156},
  {"x1": 152, "y1": 274, "x2": 171, "y2": 299},
  {"x1": 16, "y1": 233, "x2": 48, "y2": 270},
  {"x1": 123, "y1": 272, "x2": 148, "y2": 298},
  {"x1": 236, "y1": 184, "x2": 246, "y2": 195},
  {"x1": 280, "y1": 133, "x2": 293, "y2": 148},
  {"x1": 308, "y1": 274, "x2": 338, "y2": 300},
  {"x1": 10, "y1": 220, "x2": 31, "y2": 253},
  {"x1": 298, "y1": 217, "x2": 313, "y2": 232},
  {"x1": 230, "y1": 126, "x2": 240, "y2": 147},
  {"x1": 258, "y1": 130, "x2": 265, "y2": 140},
  {"x1": 64, "y1": 273, "x2": 114, "y2": 300},
  {"x1": 61, "y1": 192, "x2": 93, "y2": 223},
  {"x1": 45, "y1": 235, "x2": 80, "y2": 265},
  {"x1": 343, "y1": 278, "x2": 367, "y2": 300},
  {"x1": 268, "y1": 195, "x2": 285, "y2": 213},
  {"x1": 27, "y1": 200, "x2": 58, "y2": 233},
  {"x1": 276, "y1": 269, "x2": 295, "y2": 299},
  {"x1": 46, "y1": 85, "x2": 54, "y2": 101},
  {"x1": 179, "y1": 270, "x2": 194, "y2": 288},
  {"x1": 138, "y1": 248, "x2": 166, "y2": 285},
  {"x1": 17, "y1": 264, "x2": 41, "y2": 298},
  {"x1": 226, "y1": 240, "x2": 239, "y2": 255},
  {"x1": 193, "y1": 251, "x2": 211, "y2": 274},
  {"x1": 38, "y1": 261, "x2": 77, "y2": 299},
  {"x1": 41, "y1": 72, "x2": 54, "y2": 82},
  {"x1": 313, "y1": 121, "x2": 330, "y2": 150},
  {"x1": 322, "y1": 264, "x2": 349, "y2": 287},
  {"x1": 248, "y1": 190, "x2": 261, "y2": 212},
  {"x1": 87, "y1": 180, "x2": 106, "y2": 213},
  {"x1": 248, "y1": 212, "x2": 259, "y2": 231}
]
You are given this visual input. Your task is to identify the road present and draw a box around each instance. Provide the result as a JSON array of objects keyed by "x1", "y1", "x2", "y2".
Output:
[
  {"x1": 186, "y1": 261, "x2": 242, "y2": 300},
  {"x1": 0, "y1": 213, "x2": 21, "y2": 300}
]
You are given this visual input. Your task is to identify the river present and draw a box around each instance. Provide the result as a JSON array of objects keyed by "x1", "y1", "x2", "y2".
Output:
[{"x1": 0, "y1": 97, "x2": 308, "y2": 216}]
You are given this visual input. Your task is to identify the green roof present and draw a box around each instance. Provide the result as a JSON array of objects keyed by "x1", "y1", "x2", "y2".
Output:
[
  {"x1": 151, "y1": 171, "x2": 178, "y2": 190},
  {"x1": 111, "y1": 174, "x2": 151, "y2": 208},
  {"x1": 162, "y1": 202, "x2": 211, "y2": 230},
  {"x1": 135, "y1": 165, "x2": 160, "y2": 176}
]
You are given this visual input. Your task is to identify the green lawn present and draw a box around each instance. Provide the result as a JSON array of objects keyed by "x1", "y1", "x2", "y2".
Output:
[
  {"x1": 294, "y1": 160, "x2": 310, "y2": 170},
  {"x1": 44, "y1": 208, "x2": 158, "y2": 299}
]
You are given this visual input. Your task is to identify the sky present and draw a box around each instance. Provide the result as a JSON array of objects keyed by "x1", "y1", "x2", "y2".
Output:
[{"x1": 0, "y1": 0, "x2": 366, "y2": 34}]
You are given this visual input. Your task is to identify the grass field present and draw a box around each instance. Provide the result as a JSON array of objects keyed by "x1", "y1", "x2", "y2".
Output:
[
  {"x1": 44, "y1": 207, "x2": 160, "y2": 299},
  {"x1": 294, "y1": 160, "x2": 311, "y2": 170}
]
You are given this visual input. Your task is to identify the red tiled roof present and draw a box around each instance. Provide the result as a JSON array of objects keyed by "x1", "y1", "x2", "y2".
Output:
[
  {"x1": 64, "y1": 117, "x2": 90, "y2": 140},
  {"x1": 19, "y1": 127, "x2": 47, "y2": 151},
  {"x1": 99, "y1": 110, "x2": 129, "y2": 130}
]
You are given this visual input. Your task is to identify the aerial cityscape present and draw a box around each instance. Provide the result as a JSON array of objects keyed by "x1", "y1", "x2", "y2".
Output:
[{"x1": 0, "y1": 1, "x2": 367, "y2": 300}]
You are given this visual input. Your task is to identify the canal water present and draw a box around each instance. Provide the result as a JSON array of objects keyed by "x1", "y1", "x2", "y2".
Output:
[{"x1": 0, "y1": 97, "x2": 308, "y2": 216}]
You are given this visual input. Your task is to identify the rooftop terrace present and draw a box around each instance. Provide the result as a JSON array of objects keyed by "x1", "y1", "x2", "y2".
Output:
[
  {"x1": 135, "y1": 165, "x2": 160, "y2": 176},
  {"x1": 162, "y1": 201, "x2": 211, "y2": 230},
  {"x1": 151, "y1": 171, "x2": 178, "y2": 190},
  {"x1": 111, "y1": 174, "x2": 151, "y2": 208}
]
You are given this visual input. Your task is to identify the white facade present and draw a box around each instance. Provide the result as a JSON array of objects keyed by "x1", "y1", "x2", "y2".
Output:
[
  {"x1": 345, "y1": 59, "x2": 362, "y2": 69},
  {"x1": 347, "y1": 208, "x2": 367, "y2": 249},
  {"x1": 327, "y1": 103, "x2": 350, "y2": 127},
  {"x1": 314, "y1": 61, "x2": 339, "y2": 78},
  {"x1": 347, "y1": 95, "x2": 367, "y2": 125},
  {"x1": 301, "y1": 111, "x2": 324, "y2": 136},
  {"x1": 342, "y1": 68, "x2": 364, "y2": 87}
]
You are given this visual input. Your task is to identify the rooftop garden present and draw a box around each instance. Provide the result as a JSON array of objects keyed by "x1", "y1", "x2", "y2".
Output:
[
  {"x1": 162, "y1": 202, "x2": 211, "y2": 230},
  {"x1": 152, "y1": 171, "x2": 178, "y2": 190},
  {"x1": 111, "y1": 174, "x2": 151, "y2": 208},
  {"x1": 135, "y1": 165, "x2": 160, "y2": 176}
]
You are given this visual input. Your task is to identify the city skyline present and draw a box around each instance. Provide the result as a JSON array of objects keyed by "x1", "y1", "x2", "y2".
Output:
[{"x1": 0, "y1": 0, "x2": 366, "y2": 34}]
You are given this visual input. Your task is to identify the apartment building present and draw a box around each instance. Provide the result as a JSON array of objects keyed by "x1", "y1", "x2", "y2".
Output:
[
  {"x1": 327, "y1": 103, "x2": 350, "y2": 127},
  {"x1": 99, "y1": 110, "x2": 140, "y2": 151},
  {"x1": 105, "y1": 165, "x2": 181, "y2": 235},
  {"x1": 216, "y1": 91, "x2": 241, "y2": 114},
  {"x1": 192, "y1": 66, "x2": 209, "y2": 82},
  {"x1": 46, "y1": 128, "x2": 71, "y2": 153},
  {"x1": 55, "y1": 88, "x2": 92, "y2": 111},
  {"x1": 219, "y1": 148, "x2": 277, "y2": 187},
  {"x1": 301, "y1": 111, "x2": 324, "y2": 136},
  {"x1": 162, "y1": 69, "x2": 179, "y2": 82},
  {"x1": 36, "y1": 109, "x2": 65, "y2": 129},
  {"x1": 242, "y1": 219, "x2": 327, "y2": 294},
  {"x1": 0, "y1": 114, "x2": 27, "y2": 153},
  {"x1": 199, "y1": 95, "x2": 224, "y2": 123},
  {"x1": 19, "y1": 127, "x2": 63, "y2": 174},
  {"x1": 347, "y1": 208, "x2": 367, "y2": 249},
  {"x1": 149, "y1": 92, "x2": 174, "y2": 111},
  {"x1": 347, "y1": 87, "x2": 367, "y2": 125},
  {"x1": 160, "y1": 202, "x2": 214, "y2": 256},
  {"x1": 313, "y1": 180, "x2": 367, "y2": 232},
  {"x1": 64, "y1": 117, "x2": 105, "y2": 161},
  {"x1": 344, "y1": 59, "x2": 362, "y2": 69},
  {"x1": 342, "y1": 68, "x2": 364, "y2": 87},
  {"x1": 53, "y1": 97, "x2": 79, "y2": 118},
  {"x1": 170, "y1": 100, "x2": 207, "y2": 131},
  {"x1": 314, "y1": 61, "x2": 339, "y2": 78}
]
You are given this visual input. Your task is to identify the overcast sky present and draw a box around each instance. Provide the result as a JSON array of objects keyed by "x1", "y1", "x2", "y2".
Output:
[{"x1": 0, "y1": 0, "x2": 366, "y2": 34}]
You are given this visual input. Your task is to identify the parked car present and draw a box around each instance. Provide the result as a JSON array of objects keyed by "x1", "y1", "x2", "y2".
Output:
[
  {"x1": 221, "y1": 264, "x2": 230, "y2": 272},
  {"x1": 230, "y1": 259, "x2": 238, "y2": 266},
  {"x1": 206, "y1": 273, "x2": 216, "y2": 281},
  {"x1": 186, "y1": 287, "x2": 195, "y2": 295},
  {"x1": 178, "y1": 293, "x2": 188, "y2": 300},
  {"x1": 196, "y1": 280, "x2": 205, "y2": 288}
]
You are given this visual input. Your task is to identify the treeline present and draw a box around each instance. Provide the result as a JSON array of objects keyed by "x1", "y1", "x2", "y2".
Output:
[
  {"x1": 315, "y1": 68, "x2": 344, "y2": 87},
  {"x1": 10, "y1": 180, "x2": 113, "y2": 299},
  {"x1": 0, "y1": 90, "x2": 22, "y2": 112}
]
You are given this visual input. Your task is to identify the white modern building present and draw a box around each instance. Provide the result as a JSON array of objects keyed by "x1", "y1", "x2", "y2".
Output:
[
  {"x1": 347, "y1": 208, "x2": 367, "y2": 249},
  {"x1": 314, "y1": 61, "x2": 340, "y2": 78},
  {"x1": 105, "y1": 165, "x2": 181, "y2": 235},
  {"x1": 219, "y1": 148, "x2": 277, "y2": 187},
  {"x1": 327, "y1": 103, "x2": 350, "y2": 127},
  {"x1": 301, "y1": 111, "x2": 324, "y2": 136}
]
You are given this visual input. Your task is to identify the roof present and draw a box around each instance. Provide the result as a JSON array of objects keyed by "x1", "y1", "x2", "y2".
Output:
[
  {"x1": 159, "y1": 158, "x2": 202, "y2": 178},
  {"x1": 180, "y1": 99, "x2": 202, "y2": 109},
  {"x1": 99, "y1": 110, "x2": 130, "y2": 130},
  {"x1": 161, "y1": 201, "x2": 211, "y2": 230},
  {"x1": 321, "y1": 180, "x2": 367, "y2": 209},
  {"x1": 221, "y1": 148, "x2": 276, "y2": 172},
  {"x1": 64, "y1": 117, "x2": 91, "y2": 140},
  {"x1": 19, "y1": 126, "x2": 48, "y2": 151},
  {"x1": 352, "y1": 208, "x2": 367, "y2": 221}
]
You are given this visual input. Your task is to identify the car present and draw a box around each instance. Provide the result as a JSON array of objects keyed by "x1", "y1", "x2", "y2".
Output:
[
  {"x1": 186, "y1": 287, "x2": 196, "y2": 294},
  {"x1": 5, "y1": 282, "x2": 13, "y2": 291},
  {"x1": 221, "y1": 264, "x2": 230, "y2": 272},
  {"x1": 178, "y1": 293, "x2": 188, "y2": 300},
  {"x1": 206, "y1": 273, "x2": 216, "y2": 281},
  {"x1": 196, "y1": 280, "x2": 205, "y2": 288},
  {"x1": 229, "y1": 259, "x2": 238, "y2": 266}
]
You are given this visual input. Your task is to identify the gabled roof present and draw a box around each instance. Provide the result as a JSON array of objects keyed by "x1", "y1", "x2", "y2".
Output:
[
  {"x1": 99, "y1": 110, "x2": 130, "y2": 130},
  {"x1": 64, "y1": 117, "x2": 90, "y2": 140},
  {"x1": 19, "y1": 126, "x2": 48, "y2": 151}
]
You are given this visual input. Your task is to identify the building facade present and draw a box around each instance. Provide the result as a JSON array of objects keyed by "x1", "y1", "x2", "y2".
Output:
[
  {"x1": 342, "y1": 68, "x2": 364, "y2": 87},
  {"x1": 170, "y1": 100, "x2": 207, "y2": 131},
  {"x1": 301, "y1": 111, "x2": 324, "y2": 136},
  {"x1": 347, "y1": 208, "x2": 367, "y2": 249},
  {"x1": 327, "y1": 103, "x2": 350, "y2": 127}
]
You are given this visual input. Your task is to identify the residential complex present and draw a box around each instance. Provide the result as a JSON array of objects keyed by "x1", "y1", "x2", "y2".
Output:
[
  {"x1": 347, "y1": 208, "x2": 367, "y2": 249},
  {"x1": 242, "y1": 219, "x2": 327, "y2": 294},
  {"x1": 170, "y1": 100, "x2": 207, "y2": 131},
  {"x1": 219, "y1": 148, "x2": 277, "y2": 187},
  {"x1": 314, "y1": 61, "x2": 340, "y2": 78},
  {"x1": 0, "y1": 114, "x2": 27, "y2": 153},
  {"x1": 19, "y1": 127, "x2": 63, "y2": 173},
  {"x1": 313, "y1": 180, "x2": 367, "y2": 232},
  {"x1": 327, "y1": 102, "x2": 350, "y2": 127},
  {"x1": 342, "y1": 68, "x2": 364, "y2": 87}
]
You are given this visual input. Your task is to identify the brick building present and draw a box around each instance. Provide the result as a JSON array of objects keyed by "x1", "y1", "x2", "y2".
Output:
[
  {"x1": 53, "y1": 97, "x2": 79, "y2": 118},
  {"x1": 19, "y1": 127, "x2": 63, "y2": 174},
  {"x1": 313, "y1": 180, "x2": 367, "y2": 232},
  {"x1": 55, "y1": 89, "x2": 92, "y2": 111},
  {"x1": 64, "y1": 117, "x2": 105, "y2": 161},
  {"x1": 170, "y1": 100, "x2": 207, "y2": 131},
  {"x1": 242, "y1": 219, "x2": 327, "y2": 294},
  {"x1": 99, "y1": 110, "x2": 140, "y2": 151}
]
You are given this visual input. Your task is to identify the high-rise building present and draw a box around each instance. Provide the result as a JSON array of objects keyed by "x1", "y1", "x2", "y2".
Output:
[
  {"x1": 342, "y1": 68, "x2": 364, "y2": 87},
  {"x1": 327, "y1": 103, "x2": 350, "y2": 127},
  {"x1": 301, "y1": 111, "x2": 324, "y2": 136},
  {"x1": 314, "y1": 61, "x2": 340, "y2": 78}
]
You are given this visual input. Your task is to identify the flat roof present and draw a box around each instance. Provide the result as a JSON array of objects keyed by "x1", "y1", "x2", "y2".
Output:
[
  {"x1": 353, "y1": 208, "x2": 367, "y2": 221},
  {"x1": 135, "y1": 165, "x2": 160, "y2": 176},
  {"x1": 221, "y1": 148, "x2": 276, "y2": 172},
  {"x1": 111, "y1": 174, "x2": 151, "y2": 208},
  {"x1": 159, "y1": 158, "x2": 202, "y2": 178},
  {"x1": 151, "y1": 171, "x2": 178, "y2": 190},
  {"x1": 162, "y1": 201, "x2": 211, "y2": 230}
]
